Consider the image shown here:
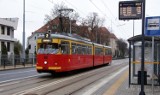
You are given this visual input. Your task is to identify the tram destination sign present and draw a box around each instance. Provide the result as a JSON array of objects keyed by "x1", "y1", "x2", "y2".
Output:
[
  {"x1": 119, "y1": 1, "x2": 142, "y2": 20},
  {"x1": 42, "y1": 38, "x2": 51, "y2": 43}
]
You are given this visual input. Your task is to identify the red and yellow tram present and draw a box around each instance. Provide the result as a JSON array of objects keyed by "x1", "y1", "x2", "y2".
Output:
[{"x1": 36, "y1": 33, "x2": 112, "y2": 73}]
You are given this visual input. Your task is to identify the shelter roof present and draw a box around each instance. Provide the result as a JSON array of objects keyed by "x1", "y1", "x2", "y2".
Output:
[{"x1": 128, "y1": 35, "x2": 160, "y2": 42}]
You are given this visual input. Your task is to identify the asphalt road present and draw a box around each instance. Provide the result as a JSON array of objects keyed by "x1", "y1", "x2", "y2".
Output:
[
  {"x1": 0, "y1": 58, "x2": 129, "y2": 95},
  {"x1": 0, "y1": 68, "x2": 45, "y2": 83}
]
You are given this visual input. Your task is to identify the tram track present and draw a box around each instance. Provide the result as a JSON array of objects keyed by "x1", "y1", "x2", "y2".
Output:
[
  {"x1": 32, "y1": 62, "x2": 128, "y2": 95},
  {"x1": 0, "y1": 78, "x2": 52, "y2": 94}
]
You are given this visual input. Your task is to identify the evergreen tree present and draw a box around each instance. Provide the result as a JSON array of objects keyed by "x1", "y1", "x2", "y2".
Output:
[
  {"x1": 1, "y1": 43, "x2": 7, "y2": 64},
  {"x1": 14, "y1": 41, "x2": 22, "y2": 55},
  {"x1": 1, "y1": 44, "x2": 7, "y2": 55}
]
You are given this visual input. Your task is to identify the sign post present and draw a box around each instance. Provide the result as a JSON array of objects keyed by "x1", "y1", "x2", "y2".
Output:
[
  {"x1": 139, "y1": 0, "x2": 145, "y2": 95},
  {"x1": 119, "y1": 0, "x2": 145, "y2": 95}
]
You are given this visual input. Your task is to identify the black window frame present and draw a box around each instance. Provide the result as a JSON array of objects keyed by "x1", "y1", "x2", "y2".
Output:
[
  {"x1": 7, "y1": 42, "x2": 10, "y2": 52},
  {"x1": 1, "y1": 26, "x2": 5, "y2": 34},
  {"x1": 7, "y1": 27, "x2": 10, "y2": 35}
]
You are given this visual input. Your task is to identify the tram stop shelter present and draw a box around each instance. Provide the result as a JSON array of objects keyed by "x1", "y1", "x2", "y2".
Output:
[{"x1": 128, "y1": 35, "x2": 160, "y2": 86}]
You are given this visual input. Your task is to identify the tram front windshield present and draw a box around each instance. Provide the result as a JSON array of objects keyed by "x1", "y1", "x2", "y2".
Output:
[{"x1": 37, "y1": 43, "x2": 59, "y2": 54}]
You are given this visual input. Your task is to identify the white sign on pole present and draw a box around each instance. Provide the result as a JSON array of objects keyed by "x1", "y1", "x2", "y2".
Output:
[{"x1": 147, "y1": 18, "x2": 160, "y2": 30}]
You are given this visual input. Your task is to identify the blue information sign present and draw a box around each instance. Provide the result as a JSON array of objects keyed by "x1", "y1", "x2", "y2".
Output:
[{"x1": 145, "y1": 16, "x2": 160, "y2": 36}]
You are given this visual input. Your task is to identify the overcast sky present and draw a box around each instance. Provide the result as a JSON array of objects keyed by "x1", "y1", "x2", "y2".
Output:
[{"x1": 0, "y1": 0, "x2": 160, "y2": 44}]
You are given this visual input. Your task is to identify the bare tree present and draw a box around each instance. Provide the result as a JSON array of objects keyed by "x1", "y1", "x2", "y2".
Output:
[
  {"x1": 86, "y1": 12, "x2": 105, "y2": 29},
  {"x1": 116, "y1": 38, "x2": 128, "y2": 57},
  {"x1": 83, "y1": 12, "x2": 105, "y2": 43},
  {"x1": 44, "y1": 2, "x2": 79, "y2": 33},
  {"x1": 98, "y1": 27, "x2": 110, "y2": 45},
  {"x1": 44, "y1": 2, "x2": 67, "y2": 23}
]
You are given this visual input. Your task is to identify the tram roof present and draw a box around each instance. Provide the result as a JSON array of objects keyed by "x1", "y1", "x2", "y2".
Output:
[
  {"x1": 93, "y1": 43, "x2": 111, "y2": 48},
  {"x1": 38, "y1": 33, "x2": 111, "y2": 48},
  {"x1": 128, "y1": 35, "x2": 160, "y2": 42},
  {"x1": 38, "y1": 33, "x2": 93, "y2": 44},
  {"x1": 103, "y1": 45, "x2": 112, "y2": 48}
]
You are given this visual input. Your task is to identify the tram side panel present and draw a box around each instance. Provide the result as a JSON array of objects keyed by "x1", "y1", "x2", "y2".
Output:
[
  {"x1": 70, "y1": 55, "x2": 93, "y2": 70},
  {"x1": 103, "y1": 47, "x2": 112, "y2": 65},
  {"x1": 103, "y1": 55, "x2": 112, "y2": 65},
  {"x1": 93, "y1": 45, "x2": 104, "y2": 66},
  {"x1": 69, "y1": 43, "x2": 93, "y2": 70}
]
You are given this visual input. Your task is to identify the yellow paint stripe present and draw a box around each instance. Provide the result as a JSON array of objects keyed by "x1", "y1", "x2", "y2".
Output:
[
  {"x1": 103, "y1": 70, "x2": 128, "y2": 95},
  {"x1": 36, "y1": 66, "x2": 42, "y2": 69},
  {"x1": 132, "y1": 61, "x2": 160, "y2": 64},
  {"x1": 48, "y1": 67, "x2": 61, "y2": 70}
]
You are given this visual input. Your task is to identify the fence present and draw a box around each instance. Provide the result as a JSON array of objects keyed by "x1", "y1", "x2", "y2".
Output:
[{"x1": 0, "y1": 53, "x2": 36, "y2": 70}]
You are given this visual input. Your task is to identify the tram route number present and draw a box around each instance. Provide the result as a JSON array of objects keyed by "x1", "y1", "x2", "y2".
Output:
[{"x1": 45, "y1": 33, "x2": 50, "y2": 38}]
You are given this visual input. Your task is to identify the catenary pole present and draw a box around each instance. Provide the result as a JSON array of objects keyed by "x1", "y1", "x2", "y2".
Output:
[{"x1": 23, "y1": 0, "x2": 26, "y2": 64}]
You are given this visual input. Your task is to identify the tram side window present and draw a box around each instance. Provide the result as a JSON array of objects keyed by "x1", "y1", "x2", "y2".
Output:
[
  {"x1": 95, "y1": 48, "x2": 99, "y2": 55},
  {"x1": 105, "y1": 49, "x2": 112, "y2": 55},
  {"x1": 86, "y1": 46, "x2": 92, "y2": 55},
  {"x1": 105, "y1": 49, "x2": 107, "y2": 55},
  {"x1": 72, "y1": 43, "x2": 77, "y2": 54},
  {"x1": 82, "y1": 45, "x2": 86, "y2": 55},
  {"x1": 89, "y1": 46, "x2": 92, "y2": 55},
  {"x1": 100, "y1": 48, "x2": 103, "y2": 55},
  {"x1": 106, "y1": 49, "x2": 110, "y2": 55},
  {"x1": 95, "y1": 48, "x2": 103, "y2": 55},
  {"x1": 77, "y1": 44, "x2": 82, "y2": 54},
  {"x1": 61, "y1": 41, "x2": 70, "y2": 54},
  {"x1": 109, "y1": 49, "x2": 112, "y2": 55},
  {"x1": 86, "y1": 46, "x2": 89, "y2": 55}
]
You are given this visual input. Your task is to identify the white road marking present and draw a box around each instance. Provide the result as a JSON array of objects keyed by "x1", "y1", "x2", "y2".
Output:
[
  {"x1": 0, "y1": 81, "x2": 20, "y2": 87},
  {"x1": 82, "y1": 65, "x2": 128, "y2": 95},
  {"x1": 0, "y1": 89, "x2": 4, "y2": 92},
  {"x1": 0, "y1": 70, "x2": 35, "y2": 76},
  {"x1": 0, "y1": 74, "x2": 41, "y2": 84}
]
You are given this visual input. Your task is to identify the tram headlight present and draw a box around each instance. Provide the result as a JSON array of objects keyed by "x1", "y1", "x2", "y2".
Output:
[
  {"x1": 55, "y1": 62, "x2": 57, "y2": 65},
  {"x1": 44, "y1": 61, "x2": 47, "y2": 64}
]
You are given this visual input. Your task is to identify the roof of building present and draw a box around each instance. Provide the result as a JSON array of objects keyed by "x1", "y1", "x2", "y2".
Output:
[
  {"x1": 35, "y1": 17, "x2": 59, "y2": 33},
  {"x1": 98, "y1": 27, "x2": 118, "y2": 40},
  {"x1": 110, "y1": 33, "x2": 118, "y2": 39},
  {"x1": 0, "y1": 18, "x2": 19, "y2": 30},
  {"x1": 99, "y1": 27, "x2": 110, "y2": 35},
  {"x1": 28, "y1": 17, "x2": 118, "y2": 42}
]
